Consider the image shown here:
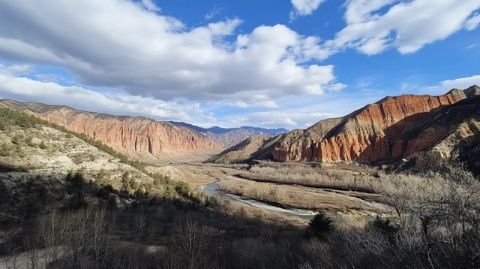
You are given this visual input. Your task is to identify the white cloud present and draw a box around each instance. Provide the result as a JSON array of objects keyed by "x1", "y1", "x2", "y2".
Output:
[
  {"x1": 141, "y1": 0, "x2": 160, "y2": 12},
  {"x1": 0, "y1": 68, "x2": 203, "y2": 122},
  {"x1": 290, "y1": 0, "x2": 324, "y2": 19},
  {"x1": 321, "y1": 0, "x2": 480, "y2": 57},
  {"x1": 466, "y1": 12, "x2": 480, "y2": 31},
  {"x1": 344, "y1": 0, "x2": 397, "y2": 24},
  {"x1": 438, "y1": 74, "x2": 480, "y2": 91},
  {"x1": 205, "y1": 6, "x2": 223, "y2": 21},
  {"x1": 228, "y1": 110, "x2": 334, "y2": 128},
  {"x1": 0, "y1": 0, "x2": 340, "y2": 103},
  {"x1": 230, "y1": 99, "x2": 278, "y2": 109},
  {"x1": 417, "y1": 74, "x2": 480, "y2": 95},
  {"x1": 0, "y1": 64, "x2": 31, "y2": 75}
]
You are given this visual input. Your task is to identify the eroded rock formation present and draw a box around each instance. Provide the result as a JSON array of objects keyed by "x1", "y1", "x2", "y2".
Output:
[
  {"x1": 0, "y1": 101, "x2": 222, "y2": 160},
  {"x1": 270, "y1": 89, "x2": 467, "y2": 162},
  {"x1": 210, "y1": 86, "x2": 480, "y2": 165}
]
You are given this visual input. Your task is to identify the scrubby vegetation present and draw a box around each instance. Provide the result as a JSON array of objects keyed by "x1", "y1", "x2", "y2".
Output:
[
  {"x1": 217, "y1": 172, "x2": 385, "y2": 213},
  {"x1": 306, "y1": 210, "x2": 333, "y2": 238},
  {"x1": 2, "y1": 108, "x2": 480, "y2": 268},
  {"x1": 0, "y1": 108, "x2": 144, "y2": 170},
  {"x1": 218, "y1": 179, "x2": 287, "y2": 205},
  {"x1": 236, "y1": 161, "x2": 378, "y2": 192},
  {"x1": 0, "y1": 108, "x2": 204, "y2": 202},
  {"x1": 2, "y1": 165, "x2": 480, "y2": 269}
]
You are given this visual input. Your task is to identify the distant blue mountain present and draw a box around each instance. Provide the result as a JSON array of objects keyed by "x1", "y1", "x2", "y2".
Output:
[{"x1": 169, "y1": 122, "x2": 288, "y2": 147}]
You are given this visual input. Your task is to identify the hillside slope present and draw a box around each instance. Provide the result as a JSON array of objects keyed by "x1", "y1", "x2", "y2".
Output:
[
  {"x1": 409, "y1": 95, "x2": 480, "y2": 171},
  {"x1": 0, "y1": 100, "x2": 222, "y2": 161},
  {"x1": 206, "y1": 134, "x2": 272, "y2": 164},
  {"x1": 209, "y1": 86, "x2": 480, "y2": 165},
  {"x1": 0, "y1": 109, "x2": 161, "y2": 198}
]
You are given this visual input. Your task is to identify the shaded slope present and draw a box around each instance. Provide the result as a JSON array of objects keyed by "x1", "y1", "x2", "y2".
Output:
[{"x1": 406, "y1": 95, "x2": 480, "y2": 169}]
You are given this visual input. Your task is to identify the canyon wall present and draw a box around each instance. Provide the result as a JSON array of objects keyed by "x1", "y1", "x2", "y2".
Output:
[
  {"x1": 269, "y1": 87, "x2": 479, "y2": 163},
  {"x1": 0, "y1": 101, "x2": 222, "y2": 160}
]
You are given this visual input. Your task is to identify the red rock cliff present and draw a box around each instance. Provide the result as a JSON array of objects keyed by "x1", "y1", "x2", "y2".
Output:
[
  {"x1": 271, "y1": 88, "x2": 472, "y2": 163},
  {"x1": 0, "y1": 101, "x2": 222, "y2": 160}
]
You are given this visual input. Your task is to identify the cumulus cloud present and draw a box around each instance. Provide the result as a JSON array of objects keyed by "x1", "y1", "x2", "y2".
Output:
[
  {"x1": 437, "y1": 74, "x2": 480, "y2": 91},
  {"x1": 227, "y1": 110, "x2": 334, "y2": 128},
  {"x1": 0, "y1": 67, "x2": 203, "y2": 122},
  {"x1": 230, "y1": 100, "x2": 278, "y2": 109},
  {"x1": 415, "y1": 74, "x2": 480, "y2": 96},
  {"x1": 290, "y1": 0, "x2": 324, "y2": 19},
  {"x1": 0, "y1": 0, "x2": 340, "y2": 103},
  {"x1": 321, "y1": 0, "x2": 480, "y2": 57}
]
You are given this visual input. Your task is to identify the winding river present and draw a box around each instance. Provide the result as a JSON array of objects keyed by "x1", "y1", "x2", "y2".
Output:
[{"x1": 202, "y1": 181, "x2": 317, "y2": 219}]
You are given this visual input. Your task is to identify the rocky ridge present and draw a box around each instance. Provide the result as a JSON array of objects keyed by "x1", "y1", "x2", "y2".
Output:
[
  {"x1": 209, "y1": 86, "x2": 480, "y2": 166},
  {"x1": 0, "y1": 100, "x2": 222, "y2": 161}
]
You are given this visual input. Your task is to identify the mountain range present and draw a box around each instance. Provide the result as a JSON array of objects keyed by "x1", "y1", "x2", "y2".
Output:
[
  {"x1": 170, "y1": 121, "x2": 287, "y2": 147},
  {"x1": 209, "y1": 85, "x2": 480, "y2": 172},
  {"x1": 0, "y1": 100, "x2": 285, "y2": 161},
  {"x1": 1, "y1": 85, "x2": 479, "y2": 169}
]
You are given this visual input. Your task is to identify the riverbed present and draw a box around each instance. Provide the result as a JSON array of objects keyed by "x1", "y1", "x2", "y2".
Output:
[{"x1": 202, "y1": 181, "x2": 317, "y2": 219}]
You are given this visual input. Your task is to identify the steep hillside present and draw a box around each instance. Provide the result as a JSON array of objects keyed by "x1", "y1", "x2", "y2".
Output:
[
  {"x1": 171, "y1": 122, "x2": 287, "y2": 147},
  {"x1": 0, "y1": 108, "x2": 158, "y2": 195},
  {"x1": 408, "y1": 95, "x2": 480, "y2": 171},
  {"x1": 0, "y1": 100, "x2": 222, "y2": 161},
  {"x1": 206, "y1": 134, "x2": 272, "y2": 164},
  {"x1": 210, "y1": 86, "x2": 480, "y2": 165}
]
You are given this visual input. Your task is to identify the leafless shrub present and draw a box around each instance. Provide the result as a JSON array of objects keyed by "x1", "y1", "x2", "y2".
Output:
[
  {"x1": 238, "y1": 162, "x2": 377, "y2": 192},
  {"x1": 376, "y1": 166, "x2": 480, "y2": 268},
  {"x1": 170, "y1": 217, "x2": 211, "y2": 269},
  {"x1": 37, "y1": 206, "x2": 114, "y2": 269}
]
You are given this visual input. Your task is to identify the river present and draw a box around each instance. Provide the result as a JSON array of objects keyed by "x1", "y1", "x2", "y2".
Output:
[{"x1": 202, "y1": 181, "x2": 317, "y2": 219}]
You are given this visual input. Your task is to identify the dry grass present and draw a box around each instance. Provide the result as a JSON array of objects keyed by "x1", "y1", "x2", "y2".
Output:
[
  {"x1": 377, "y1": 165, "x2": 480, "y2": 222},
  {"x1": 236, "y1": 162, "x2": 380, "y2": 193},
  {"x1": 218, "y1": 177, "x2": 388, "y2": 214}
]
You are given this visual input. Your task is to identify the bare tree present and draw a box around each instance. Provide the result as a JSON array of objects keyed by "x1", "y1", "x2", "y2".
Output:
[
  {"x1": 40, "y1": 211, "x2": 66, "y2": 266},
  {"x1": 172, "y1": 217, "x2": 210, "y2": 269}
]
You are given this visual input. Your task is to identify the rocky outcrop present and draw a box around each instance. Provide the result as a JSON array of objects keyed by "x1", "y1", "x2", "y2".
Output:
[
  {"x1": 210, "y1": 86, "x2": 480, "y2": 165},
  {"x1": 270, "y1": 88, "x2": 472, "y2": 163},
  {"x1": 409, "y1": 94, "x2": 480, "y2": 169},
  {"x1": 0, "y1": 100, "x2": 222, "y2": 160}
]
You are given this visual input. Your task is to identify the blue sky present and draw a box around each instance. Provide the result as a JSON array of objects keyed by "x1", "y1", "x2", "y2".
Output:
[{"x1": 0, "y1": 0, "x2": 479, "y2": 129}]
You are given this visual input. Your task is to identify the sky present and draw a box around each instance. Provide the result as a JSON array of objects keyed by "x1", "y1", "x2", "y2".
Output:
[{"x1": 0, "y1": 0, "x2": 479, "y2": 129}]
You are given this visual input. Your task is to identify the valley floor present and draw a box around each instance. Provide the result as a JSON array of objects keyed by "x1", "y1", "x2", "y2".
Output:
[
  {"x1": 146, "y1": 161, "x2": 394, "y2": 226},
  {"x1": 2, "y1": 108, "x2": 480, "y2": 269}
]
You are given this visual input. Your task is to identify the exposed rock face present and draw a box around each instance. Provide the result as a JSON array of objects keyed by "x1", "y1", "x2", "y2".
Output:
[
  {"x1": 271, "y1": 89, "x2": 470, "y2": 163},
  {"x1": 209, "y1": 86, "x2": 480, "y2": 165},
  {"x1": 0, "y1": 100, "x2": 222, "y2": 160},
  {"x1": 409, "y1": 94, "x2": 480, "y2": 169}
]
